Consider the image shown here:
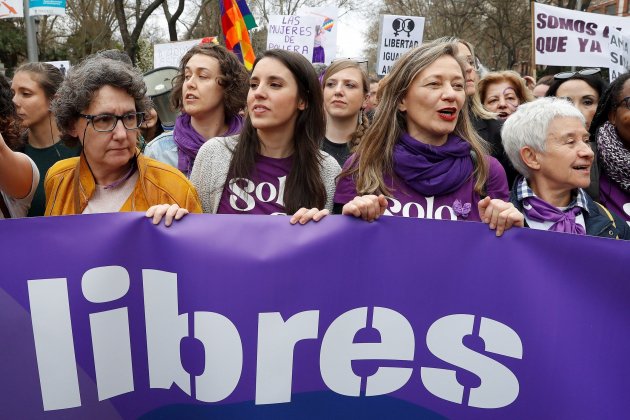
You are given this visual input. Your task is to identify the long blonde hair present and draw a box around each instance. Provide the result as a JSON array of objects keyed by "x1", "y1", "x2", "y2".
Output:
[{"x1": 341, "y1": 38, "x2": 490, "y2": 196}]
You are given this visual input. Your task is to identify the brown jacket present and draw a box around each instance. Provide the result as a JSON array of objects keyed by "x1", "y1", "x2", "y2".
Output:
[{"x1": 44, "y1": 153, "x2": 202, "y2": 215}]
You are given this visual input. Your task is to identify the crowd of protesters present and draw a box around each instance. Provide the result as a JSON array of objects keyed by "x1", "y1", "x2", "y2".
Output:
[{"x1": 1, "y1": 38, "x2": 628, "y2": 239}]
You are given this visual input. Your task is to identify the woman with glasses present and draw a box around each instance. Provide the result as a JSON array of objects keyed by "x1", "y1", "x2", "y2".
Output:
[
  {"x1": 588, "y1": 72, "x2": 630, "y2": 223},
  {"x1": 545, "y1": 68, "x2": 607, "y2": 131},
  {"x1": 144, "y1": 44, "x2": 249, "y2": 177},
  {"x1": 11, "y1": 62, "x2": 80, "y2": 216},
  {"x1": 44, "y1": 56, "x2": 202, "y2": 221},
  {"x1": 321, "y1": 59, "x2": 370, "y2": 166},
  {"x1": 334, "y1": 39, "x2": 523, "y2": 236}
]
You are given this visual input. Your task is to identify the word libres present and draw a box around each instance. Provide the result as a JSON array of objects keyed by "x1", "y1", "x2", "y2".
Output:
[{"x1": 27, "y1": 267, "x2": 523, "y2": 412}]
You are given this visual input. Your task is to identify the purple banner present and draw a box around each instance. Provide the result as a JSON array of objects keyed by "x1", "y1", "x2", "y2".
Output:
[{"x1": 1, "y1": 213, "x2": 629, "y2": 419}]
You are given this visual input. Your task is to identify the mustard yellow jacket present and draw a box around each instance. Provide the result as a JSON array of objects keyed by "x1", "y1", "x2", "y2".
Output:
[{"x1": 44, "y1": 153, "x2": 202, "y2": 215}]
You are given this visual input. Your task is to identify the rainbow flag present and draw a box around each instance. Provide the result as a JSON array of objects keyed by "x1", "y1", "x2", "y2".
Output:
[{"x1": 220, "y1": 0, "x2": 257, "y2": 70}]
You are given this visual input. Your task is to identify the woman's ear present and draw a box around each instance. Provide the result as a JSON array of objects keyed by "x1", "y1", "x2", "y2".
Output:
[
  {"x1": 298, "y1": 99, "x2": 307, "y2": 111},
  {"x1": 520, "y1": 146, "x2": 541, "y2": 171}
]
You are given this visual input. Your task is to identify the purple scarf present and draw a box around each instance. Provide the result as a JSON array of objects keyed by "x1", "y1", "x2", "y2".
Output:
[
  {"x1": 392, "y1": 132, "x2": 474, "y2": 196},
  {"x1": 174, "y1": 113, "x2": 243, "y2": 176},
  {"x1": 522, "y1": 196, "x2": 586, "y2": 235}
]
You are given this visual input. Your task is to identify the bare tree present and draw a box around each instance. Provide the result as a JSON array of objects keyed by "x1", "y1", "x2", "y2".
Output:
[{"x1": 114, "y1": 0, "x2": 167, "y2": 63}]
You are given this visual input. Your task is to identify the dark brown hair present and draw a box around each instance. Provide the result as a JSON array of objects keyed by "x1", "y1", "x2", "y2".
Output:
[
  {"x1": 15, "y1": 62, "x2": 64, "y2": 101},
  {"x1": 228, "y1": 49, "x2": 327, "y2": 213},
  {"x1": 0, "y1": 75, "x2": 23, "y2": 150},
  {"x1": 170, "y1": 44, "x2": 248, "y2": 121}
]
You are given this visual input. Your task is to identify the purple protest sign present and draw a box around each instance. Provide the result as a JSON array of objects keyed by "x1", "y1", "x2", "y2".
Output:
[{"x1": 1, "y1": 213, "x2": 629, "y2": 419}]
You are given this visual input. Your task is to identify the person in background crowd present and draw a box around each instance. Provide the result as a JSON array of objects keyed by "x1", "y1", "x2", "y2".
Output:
[
  {"x1": 0, "y1": 75, "x2": 39, "y2": 219},
  {"x1": 45, "y1": 55, "x2": 201, "y2": 223},
  {"x1": 138, "y1": 106, "x2": 163, "y2": 150},
  {"x1": 454, "y1": 38, "x2": 518, "y2": 185},
  {"x1": 479, "y1": 70, "x2": 534, "y2": 120},
  {"x1": 545, "y1": 68, "x2": 606, "y2": 131},
  {"x1": 144, "y1": 44, "x2": 249, "y2": 177},
  {"x1": 334, "y1": 39, "x2": 522, "y2": 236},
  {"x1": 364, "y1": 76, "x2": 380, "y2": 116},
  {"x1": 147, "y1": 50, "x2": 340, "y2": 225},
  {"x1": 321, "y1": 59, "x2": 370, "y2": 166},
  {"x1": 11, "y1": 62, "x2": 80, "y2": 216},
  {"x1": 588, "y1": 72, "x2": 630, "y2": 224},
  {"x1": 502, "y1": 97, "x2": 629, "y2": 239},
  {"x1": 532, "y1": 75, "x2": 554, "y2": 98}
]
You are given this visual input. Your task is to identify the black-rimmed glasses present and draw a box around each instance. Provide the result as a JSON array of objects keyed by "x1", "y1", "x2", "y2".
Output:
[
  {"x1": 80, "y1": 112, "x2": 145, "y2": 132},
  {"x1": 554, "y1": 68, "x2": 601, "y2": 80},
  {"x1": 616, "y1": 97, "x2": 630, "y2": 110}
]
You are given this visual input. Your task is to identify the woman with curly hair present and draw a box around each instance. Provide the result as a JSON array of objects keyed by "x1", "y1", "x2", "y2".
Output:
[
  {"x1": 588, "y1": 72, "x2": 630, "y2": 223},
  {"x1": 45, "y1": 55, "x2": 201, "y2": 221},
  {"x1": 321, "y1": 59, "x2": 370, "y2": 166},
  {"x1": 144, "y1": 43, "x2": 249, "y2": 177},
  {"x1": 0, "y1": 75, "x2": 39, "y2": 218}
]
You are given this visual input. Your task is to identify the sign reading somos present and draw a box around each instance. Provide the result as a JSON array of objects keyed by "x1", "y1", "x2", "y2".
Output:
[
  {"x1": 1, "y1": 214, "x2": 630, "y2": 418},
  {"x1": 376, "y1": 14, "x2": 425, "y2": 76},
  {"x1": 534, "y1": 2, "x2": 629, "y2": 69}
]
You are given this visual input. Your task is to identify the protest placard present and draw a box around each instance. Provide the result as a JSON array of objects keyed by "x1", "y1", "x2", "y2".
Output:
[
  {"x1": 608, "y1": 27, "x2": 630, "y2": 82},
  {"x1": 29, "y1": 0, "x2": 66, "y2": 16},
  {"x1": 0, "y1": 0, "x2": 22, "y2": 18},
  {"x1": 153, "y1": 38, "x2": 218, "y2": 69},
  {"x1": 534, "y1": 3, "x2": 629, "y2": 69},
  {"x1": 267, "y1": 15, "x2": 318, "y2": 61},
  {"x1": 297, "y1": 6, "x2": 338, "y2": 65},
  {"x1": 376, "y1": 15, "x2": 425, "y2": 76},
  {"x1": 1, "y1": 213, "x2": 630, "y2": 418}
]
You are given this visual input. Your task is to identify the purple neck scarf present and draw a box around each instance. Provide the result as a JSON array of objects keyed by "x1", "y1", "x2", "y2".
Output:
[
  {"x1": 174, "y1": 113, "x2": 243, "y2": 176},
  {"x1": 392, "y1": 132, "x2": 473, "y2": 196},
  {"x1": 522, "y1": 196, "x2": 586, "y2": 235}
]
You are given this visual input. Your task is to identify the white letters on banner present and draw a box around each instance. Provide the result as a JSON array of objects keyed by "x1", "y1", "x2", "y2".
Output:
[
  {"x1": 376, "y1": 15, "x2": 425, "y2": 76},
  {"x1": 267, "y1": 15, "x2": 318, "y2": 61},
  {"x1": 28, "y1": 266, "x2": 523, "y2": 412},
  {"x1": 534, "y1": 3, "x2": 629, "y2": 69}
]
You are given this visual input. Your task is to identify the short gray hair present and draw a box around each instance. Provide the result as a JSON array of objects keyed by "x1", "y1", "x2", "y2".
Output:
[
  {"x1": 501, "y1": 97, "x2": 585, "y2": 177},
  {"x1": 52, "y1": 56, "x2": 151, "y2": 146}
]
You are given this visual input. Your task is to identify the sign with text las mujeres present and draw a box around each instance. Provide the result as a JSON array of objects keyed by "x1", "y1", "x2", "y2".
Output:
[
  {"x1": 267, "y1": 15, "x2": 318, "y2": 62},
  {"x1": 534, "y1": 3, "x2": 629, "y2": 70},
  {"x1": 1, "y1": 213, "x2": 630, "y2": 419},
  {"x1": 377, "y1": 14, "x2": 425, "y2": 76}
]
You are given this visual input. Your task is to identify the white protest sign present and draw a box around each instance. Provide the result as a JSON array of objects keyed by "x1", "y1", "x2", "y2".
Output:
[
  {"x1": 0, "y1": 0, "x2": 22, "y2": 18},
  {"x1": 47, "y1": 61, "x2": 70, "y2": 76},
  {"x1": 534, "y1": 3, "x2": 629, "y2": 68},
  {"x1": 297, "y1": 6, "x2": 338, "y2": 65},
  {"x1": 609, "y1": 28, "x2": 630, "y2": 82},
  {"x1": 376, "y1": 15, "x2": 425, "y2": 76},
  {"x1": 267, "y1": 15, "x2": 318, "y2": 61},
  {"x1": 153, "y1": 38, "x2": 218, "y2": 69}
]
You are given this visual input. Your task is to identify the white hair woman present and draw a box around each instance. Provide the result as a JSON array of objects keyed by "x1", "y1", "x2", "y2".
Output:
[{"x1": 502, "y1": 97, "x2": 629, "y2": 239}]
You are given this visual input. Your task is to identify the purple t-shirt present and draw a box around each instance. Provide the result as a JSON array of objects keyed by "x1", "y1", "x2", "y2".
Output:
[
  {"x1": 600, "y1": 170, "x2": 630, "y2": 225},
  {"x1": 217, "y1": 155, "x2": 292, "y2": 215},
  {"x1": 334, "y1": 156, "x2": 508, "y2": 222}
]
